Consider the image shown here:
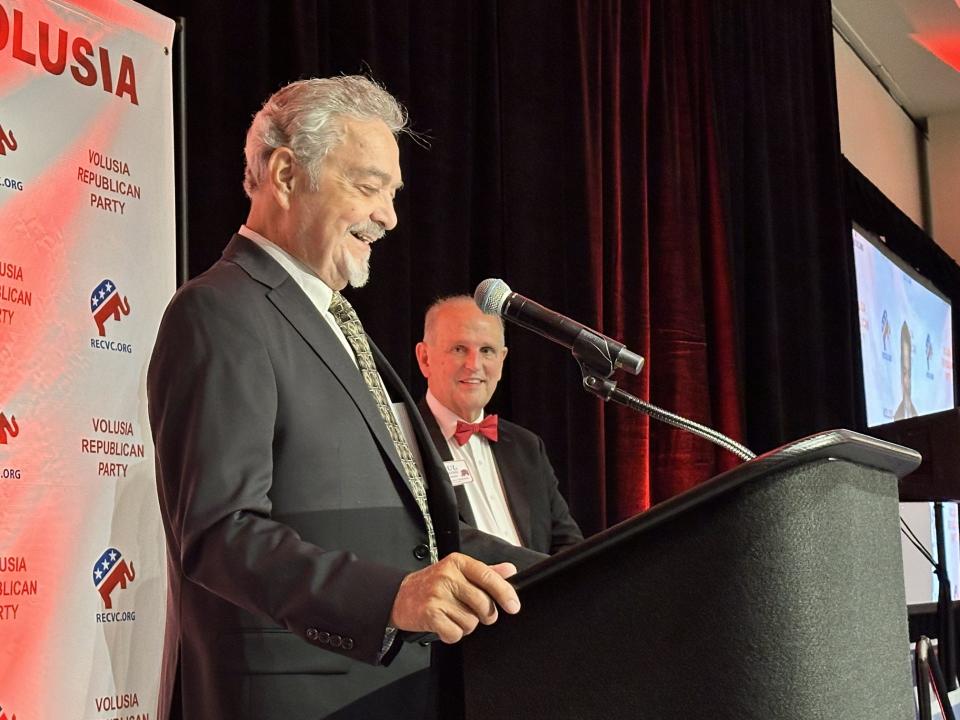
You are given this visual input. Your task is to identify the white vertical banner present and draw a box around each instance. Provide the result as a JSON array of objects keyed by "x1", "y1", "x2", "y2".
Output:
[{"x1": 0, "y1": 1, "x2": 176, "y2": 718}]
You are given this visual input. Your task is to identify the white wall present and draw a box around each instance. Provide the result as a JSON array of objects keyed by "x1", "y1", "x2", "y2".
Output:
[
  {"x1": 833, "y1": 30, "x2": 925, "y2": 229},
  {"x1": 928, "y1": 112, "x2": 960, "y2": 263}
]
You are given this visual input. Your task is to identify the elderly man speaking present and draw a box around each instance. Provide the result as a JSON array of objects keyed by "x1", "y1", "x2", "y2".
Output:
[{"x1": 148, "y1": 76, "x2": 543, "y2": 720}]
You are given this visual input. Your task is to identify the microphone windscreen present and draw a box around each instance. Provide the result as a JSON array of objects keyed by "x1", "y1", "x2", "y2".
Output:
[{"x1": 474, "y1": 278, "x2": 511, "y2": 315}]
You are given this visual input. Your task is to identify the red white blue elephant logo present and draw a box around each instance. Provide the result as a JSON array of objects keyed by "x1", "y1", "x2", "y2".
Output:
[
  {"x1": 93, "y1": 547, "x2": 135, "y2": 609},
  {"x1": 90, "y1": 279, "x2": 131, "y2": 337}
]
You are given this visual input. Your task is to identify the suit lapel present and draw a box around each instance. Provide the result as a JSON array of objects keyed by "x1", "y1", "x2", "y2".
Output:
[
  {"x1": 491, "y1": 425, "x2": 534, "y2": 548},
  {"x1": 225, "y1": 235, "x2": 410, "y2": 491},
  {"x1": 417, "y1": 397, "x2": 478, "y2": 528}
]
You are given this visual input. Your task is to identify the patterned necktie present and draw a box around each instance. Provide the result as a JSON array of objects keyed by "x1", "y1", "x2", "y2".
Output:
[
  {"x1": 328, "y1": 290, "x2": 437, "y2": 563},
  {"x1": 453, "y1": 415, "x2": 499, "y2": 446}
]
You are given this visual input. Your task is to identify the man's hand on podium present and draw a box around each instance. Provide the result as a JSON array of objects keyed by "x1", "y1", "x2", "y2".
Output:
[{"x1": 390, "y1": 553, "x2": 520, "y2": 643}]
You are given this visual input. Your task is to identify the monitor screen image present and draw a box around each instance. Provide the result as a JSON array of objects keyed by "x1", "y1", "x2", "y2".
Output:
[{"x1": 852, "y1": 224, "x2": 954, "y2": 428}]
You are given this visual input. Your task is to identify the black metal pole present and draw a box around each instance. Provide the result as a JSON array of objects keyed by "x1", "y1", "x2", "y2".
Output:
[
  {"x1": 930, "y1": 642, "x2": 959, "y2": 720},
  {"x1": 172, "y1": 16, "x2": 189, "y2": 287},
  {"x1": 935, "y1": 502, "x2": 958, "y2": 689},
  {"x1": 919, "y1": 637, "x2": 933, "y2": 720}
]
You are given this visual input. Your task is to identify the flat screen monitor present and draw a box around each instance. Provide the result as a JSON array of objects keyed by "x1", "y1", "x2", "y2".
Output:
[
  {"x1": 852, "y1": 223, "x2": 954, "y2": 427},
  {"x1": 852, "y1": 223, "x2": 957, "y2": 606}
]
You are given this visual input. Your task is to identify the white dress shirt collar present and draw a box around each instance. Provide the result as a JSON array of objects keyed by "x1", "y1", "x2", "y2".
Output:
[
  {"x1": 238, "y1": 224, "x2": 363, "y2": 368},
  {"x1": 238, "y1": 224, "x2": 335, "y2": 312},
  {"x1": 425, "y1": 390, "x2": 486, "y2": 441}
]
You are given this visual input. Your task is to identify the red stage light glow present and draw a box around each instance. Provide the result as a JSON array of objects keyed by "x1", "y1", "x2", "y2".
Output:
[{"x1": 911, "y1": 32, "x2": 960, "y2": 74}]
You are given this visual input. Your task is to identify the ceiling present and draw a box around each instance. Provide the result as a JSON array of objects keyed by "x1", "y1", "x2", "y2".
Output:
[{"x1": 833, "y1": 0, "x2": 960, "y2": 118}]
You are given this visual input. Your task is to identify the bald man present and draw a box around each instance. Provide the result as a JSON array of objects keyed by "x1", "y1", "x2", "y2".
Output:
[{"x1": 415, "y1": 296, "x2": 583, "y2": 555}]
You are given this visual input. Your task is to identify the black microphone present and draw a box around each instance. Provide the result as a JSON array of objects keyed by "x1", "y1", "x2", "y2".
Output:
[{"x1": 474, "y1": 278, "x2": 644, "y2": 376}]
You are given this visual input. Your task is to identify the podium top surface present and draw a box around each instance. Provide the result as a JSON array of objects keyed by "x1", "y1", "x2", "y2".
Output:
[
  {"x1": 514, "y1": 429, "x2": 920, "y2": 591},
  {"x1": 745, "y1": 428, "x2": 920, "y2": 479}
]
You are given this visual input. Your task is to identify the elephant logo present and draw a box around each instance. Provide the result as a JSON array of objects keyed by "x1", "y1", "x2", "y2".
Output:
[
  {"x1": 90, "y1": 279, "x2": 131, "y2": 337},
  {"x1": 0, "y1": 124, "x2": 16, "y2": 156},
  {"x1": 93, "y1": 547, "x2": 135, "y2": 609},
  {"x1": 0, "y1": 412, "x2": 18, "y2": 445}
]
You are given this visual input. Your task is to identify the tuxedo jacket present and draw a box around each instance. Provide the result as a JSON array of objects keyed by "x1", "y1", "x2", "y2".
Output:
[
  {"x1": 147, "y1": 235, "x2": 541, "y2": 720},
  {"x1": 417, "y1": 398, "x2": 583, "y2": 555}
]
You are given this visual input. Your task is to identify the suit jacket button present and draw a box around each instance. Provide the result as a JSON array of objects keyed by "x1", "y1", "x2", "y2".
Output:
[
  {"x1": 330, "y1": 634, "x2": 343, "y2": 648},
  {"x1": 413, "y1": 544, "x2": 429, "y2": 561},
  {"x1": 343, "y1": 637, "x2": 354, "y2": 650},
  {"x1": 306, "y1": 628, "x2": 319, "y2": 641},
  {"x1": 318, "y1": 631, "x2": 331, "y2": 644}
]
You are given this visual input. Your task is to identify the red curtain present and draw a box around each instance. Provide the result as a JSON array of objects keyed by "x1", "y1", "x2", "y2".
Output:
[{"x1": 573, "y1": 0, "x2": 744, "y2": 524}]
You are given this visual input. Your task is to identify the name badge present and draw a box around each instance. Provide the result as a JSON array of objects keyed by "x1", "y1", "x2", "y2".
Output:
[{"x1": 444, "y1": 460, "x2": 473, "y2": 487}]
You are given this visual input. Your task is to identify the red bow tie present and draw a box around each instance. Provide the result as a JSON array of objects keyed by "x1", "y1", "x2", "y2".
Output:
[{"x1": 453, "y1": 415, "x2": 499, "y2": 445}]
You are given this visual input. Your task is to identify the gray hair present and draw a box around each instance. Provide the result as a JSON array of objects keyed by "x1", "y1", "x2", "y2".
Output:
[
  {"x1": 423, "y1": 295, "x2": 506, "y2": 344},
  {"x1": 243, "y1": 75, "x2": 408, "y2": 198}
]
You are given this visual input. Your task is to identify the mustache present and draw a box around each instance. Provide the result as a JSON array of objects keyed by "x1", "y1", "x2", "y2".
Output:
[{"x1": 348, "y1": 222, "x2": 386, "y2": 241}]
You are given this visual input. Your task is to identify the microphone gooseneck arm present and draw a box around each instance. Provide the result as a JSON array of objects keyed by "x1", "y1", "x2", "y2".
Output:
[{"x1": 581, "y1": 372, "x2": 756, "y2": 462}]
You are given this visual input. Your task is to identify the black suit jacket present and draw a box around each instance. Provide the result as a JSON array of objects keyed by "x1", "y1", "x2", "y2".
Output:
[
  {"x1": 417, "y1": 397, "x2": 583, "y2": 555},
  {"x1": 148, "y1": 235, "x2": 541, "y2": 720}
]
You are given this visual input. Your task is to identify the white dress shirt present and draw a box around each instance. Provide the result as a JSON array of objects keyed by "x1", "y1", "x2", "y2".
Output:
[{"x1": 425, "y1": 390, "x2": 522, "y2": 547}]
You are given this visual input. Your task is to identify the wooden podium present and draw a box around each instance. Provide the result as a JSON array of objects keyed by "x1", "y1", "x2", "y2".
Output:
[{"x1": 457, "y1": 430, "x2": 921, "y2": 719}]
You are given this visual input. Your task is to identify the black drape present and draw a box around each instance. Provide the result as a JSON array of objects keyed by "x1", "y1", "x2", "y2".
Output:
[
  {"x1": 709, "y1": 0, "x2": 862, "y2": 453},
  {"x1": 140, "y1": 0, "x2": 884, "y2": 531},
  {"x1": 141, "y1": 0, "x2": 753, "y2": 534}
]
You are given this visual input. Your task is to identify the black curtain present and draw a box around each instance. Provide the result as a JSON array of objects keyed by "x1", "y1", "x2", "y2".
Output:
[
  {"x1": 709, "y1": 0, "x2": 863, "y2": 452},
  {"x1": 141, "y1": 0, "x2": 868, "y2": 530}
]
